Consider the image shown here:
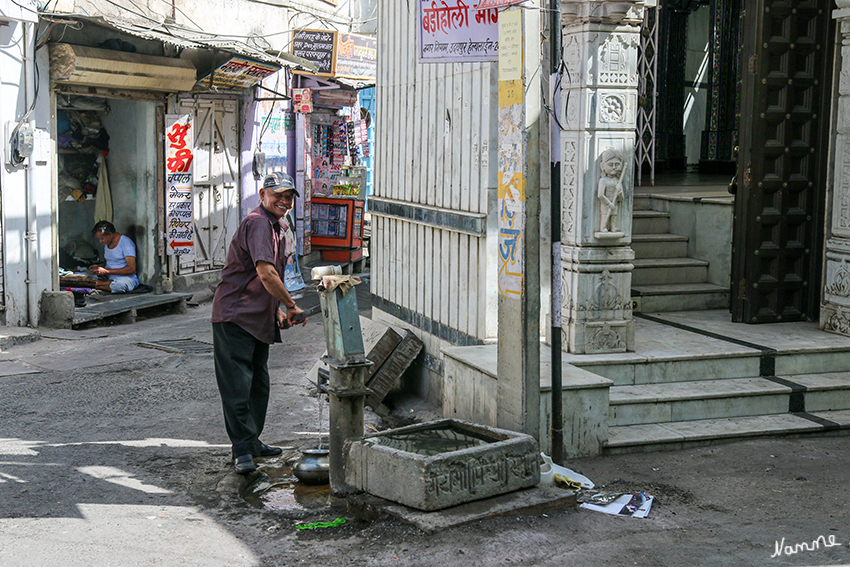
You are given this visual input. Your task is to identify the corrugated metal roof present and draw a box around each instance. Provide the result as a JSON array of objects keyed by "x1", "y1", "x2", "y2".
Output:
[
  {"x1": 334, "y1": 76, "x2": 375, "y2": 90},
  {"x1": 103, "y1": 17, "x2": 283, "y2": 64},
  {"x1": 48, "y1": 14, "x2": 314, "y2": 72}
]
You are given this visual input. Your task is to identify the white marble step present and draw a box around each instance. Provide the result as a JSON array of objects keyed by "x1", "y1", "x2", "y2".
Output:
[
  {"x1": 605, "y1": 413, "x2": 832, "y2": 454},
  {"x1": 605, "y1": 372, "x2": 850, "y2": 452},
  {"x1": 631, "y1": 257, "x2": 709, "y2": 285},
  {"x1": 632, "y1": 210, "x2": 670, "y2": 234},
  {"x1": 788, "y1": 371, "x2": 850, "y2": 411},
  {"x1": 633, "y1": 195, "x2": 653, "y2": 211},
  {"x1": 632, "y1": 282, "x2": 730, "y2": 312},
  {"x1": 632, "y1": 233, "x2": 690, "y2": 259},
  {"x1": 608, "y1": 377, "x2": 792, "y2": 426}
]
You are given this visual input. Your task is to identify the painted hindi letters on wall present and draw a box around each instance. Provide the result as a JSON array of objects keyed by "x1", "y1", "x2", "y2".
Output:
[{"x1": 419, "y1": 0, "x2": 499, "y2": 63}]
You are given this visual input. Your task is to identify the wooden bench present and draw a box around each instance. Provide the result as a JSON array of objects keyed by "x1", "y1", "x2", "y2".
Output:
[
  {"x1": 75, "y1": 292, "x2": 193, "y2": 327},
  {"x1": 42, "y1": 290, "x2": 193, "y2": 329}
]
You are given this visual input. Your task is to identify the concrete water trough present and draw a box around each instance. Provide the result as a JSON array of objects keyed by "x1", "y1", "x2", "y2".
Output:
[{"x1": 345, "y1": 419, "x2": 540, "y2": 511}]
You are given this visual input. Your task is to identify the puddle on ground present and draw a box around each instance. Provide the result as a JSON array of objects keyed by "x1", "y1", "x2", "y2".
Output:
[{"x1": 239, "y1": 457, "x2": 335, "y2": 513}]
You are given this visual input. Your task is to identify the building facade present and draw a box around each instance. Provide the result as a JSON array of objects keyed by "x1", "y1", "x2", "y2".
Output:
[
  {"x1": 0, "y1": 0, "x2": 373, "y2": 327},
  {"x1": 372, "y1": 0, "x2": 850, "y2": 438}
]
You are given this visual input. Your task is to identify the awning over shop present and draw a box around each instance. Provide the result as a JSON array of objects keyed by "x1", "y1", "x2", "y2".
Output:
[
  {"x1": 96, "y1": 16, "x2": 299, "y2": 69},
  {"x1": 44, "y1": 14, "x2": 317, "y2": 93},
  {"x1": 49, "y1": 43, "x2": 197, "y2": 92}
]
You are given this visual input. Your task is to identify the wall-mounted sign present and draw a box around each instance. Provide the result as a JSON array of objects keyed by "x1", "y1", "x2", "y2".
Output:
[
  {"x1": 197, "y1": 57, "x2": 279, "y2": 90},
  {"x1": 292, "y1": 29, "x2": 338, "y2": 77},
  {"x1": 165, "y1": 114, "x2": 195, "y2": 256},
  {"x1": 419, "y1": 0, "x2": 500, "y2": 63},
  {"x1": 335, "y1": 32, "x2": 377, "y2": 81}
]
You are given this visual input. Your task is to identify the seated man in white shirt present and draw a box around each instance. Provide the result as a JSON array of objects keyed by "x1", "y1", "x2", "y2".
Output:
[{"x1": 89, "y1": 220, "x2": 140, "y2": 293}]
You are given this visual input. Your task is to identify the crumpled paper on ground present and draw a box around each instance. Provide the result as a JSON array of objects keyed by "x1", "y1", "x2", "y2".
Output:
[{"x1": 319, "y1": 275, "x2": 361, "y2": 296}]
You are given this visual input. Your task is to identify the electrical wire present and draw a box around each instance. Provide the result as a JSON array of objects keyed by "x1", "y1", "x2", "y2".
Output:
[
  {"x1": 8, "y1": 0, "x2": 37, "y2": 15},
  {"x1": 542, "y1": 58, "x2": 568, "y2": 133},
  {"x1": 36, "y1": 19, "x2": 83, "y2": 48},
  {"x1": 35, "y1": 0, "x2": 376, "y2": 65},
  {"x1": 247, "y1": 0, "x2": 359, "y2": 27},
  {"x1": 148, "y1": 0, "x2": 205, "y2": 32},
  {"x1": 255, "y1": 72, "x2": 288, "y2": 151},
  {"x1": 8, "y1": 20, "x2": 40, "y2": 166}
]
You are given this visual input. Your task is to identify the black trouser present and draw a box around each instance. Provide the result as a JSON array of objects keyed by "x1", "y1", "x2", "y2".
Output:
[{"x1": 212, "y1": 321, "x2": 271, "y2": 458}]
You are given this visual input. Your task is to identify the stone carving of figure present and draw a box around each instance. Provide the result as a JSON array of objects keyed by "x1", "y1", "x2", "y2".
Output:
[{"x1": 597, "y1": 148, "x2": 625, "y2": 233}]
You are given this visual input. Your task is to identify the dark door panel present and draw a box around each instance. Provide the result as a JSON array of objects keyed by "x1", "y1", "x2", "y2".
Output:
[{"x1": 731, "y1": 0, "x2": 833, "y2": 323}]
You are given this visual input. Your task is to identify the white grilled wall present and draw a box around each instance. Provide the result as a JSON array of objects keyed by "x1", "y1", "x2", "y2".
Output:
[{"x1": 372, "y1": 1, "x2": 499, "y2": 353}]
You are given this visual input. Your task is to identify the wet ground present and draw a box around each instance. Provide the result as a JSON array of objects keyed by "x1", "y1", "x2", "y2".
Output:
[
  {"x1": 2, "y1": 292, "x2": 850, "y2": 566},
  {"x1": 238, "y1": 453, "x2": 346, "y2": 517}
]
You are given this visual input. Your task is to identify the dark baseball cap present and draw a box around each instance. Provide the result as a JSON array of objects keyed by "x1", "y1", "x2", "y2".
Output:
[{"x1": 262, "y1": 172, "x2": 299, "y2": 196}]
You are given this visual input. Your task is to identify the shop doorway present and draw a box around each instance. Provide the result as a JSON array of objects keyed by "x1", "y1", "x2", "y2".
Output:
[{"x1": 56, "y1": 96, "x2": 161, "y2": 288}]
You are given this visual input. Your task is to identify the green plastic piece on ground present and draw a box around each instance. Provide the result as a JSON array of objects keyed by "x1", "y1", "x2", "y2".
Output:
[{"x1": 295, "y1": 517, "x2": 347, "y2": 530}]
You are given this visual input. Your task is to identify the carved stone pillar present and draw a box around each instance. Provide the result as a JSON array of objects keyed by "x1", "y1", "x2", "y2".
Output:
[
  {"x1": 822, "y1": 9, "x2": 850, "y2": 336},
  {"x1": 559, "y1": 0, "x2": 645, "y2": 353}
]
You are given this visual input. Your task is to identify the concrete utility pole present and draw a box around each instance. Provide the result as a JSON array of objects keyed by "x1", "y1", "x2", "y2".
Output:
[
  {"x1": 496, "y1": 2, "x2": 541, "y2": 438},
  {"x1": 548, "y1": 0, "x2": 564, "y2": 464}
]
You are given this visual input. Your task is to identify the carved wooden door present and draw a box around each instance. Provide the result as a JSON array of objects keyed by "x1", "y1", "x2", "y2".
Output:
[{"x1": 731, "y1": 0, "x2": 834, "y2": 323}]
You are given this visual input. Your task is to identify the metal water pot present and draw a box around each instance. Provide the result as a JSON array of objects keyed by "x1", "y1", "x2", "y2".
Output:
[{"x1": 293, "y1": 449, "x2": 330, "y2": 485}]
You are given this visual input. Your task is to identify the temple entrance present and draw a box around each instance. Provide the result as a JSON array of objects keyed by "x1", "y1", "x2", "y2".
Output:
[
  {"x1": 730, "y1": 0, "x2": 834, "y2": 323},
  {"x1": 635, "y1": 0, "x2": 835, "y2": 323}
]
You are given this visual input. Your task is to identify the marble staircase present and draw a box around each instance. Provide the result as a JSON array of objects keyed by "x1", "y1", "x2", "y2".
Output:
[
  {"x1": 440, "y1": 311, "x2": 850, "y2": 457},
  {"x1": 590, "y1": 313, "x2": 850, "y2": 453},
  {"x1": 631, "y1": 195, "x2": 730, "y2": 312}
]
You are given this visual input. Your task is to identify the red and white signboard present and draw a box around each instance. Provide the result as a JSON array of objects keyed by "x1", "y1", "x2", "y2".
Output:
[
  {"x1": 419, "y1": 0, "x2": 500, "y2": 63},
  {"x1": 165, "y1": 114, "x2": 195, "y2": 256}
]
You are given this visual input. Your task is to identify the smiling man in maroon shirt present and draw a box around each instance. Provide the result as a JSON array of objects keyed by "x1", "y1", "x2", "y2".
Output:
[{"x1": 211, "y1": 172, "x2": 306, "y2": 475}]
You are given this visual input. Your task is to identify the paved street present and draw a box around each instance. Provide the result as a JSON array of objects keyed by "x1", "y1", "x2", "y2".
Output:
[{"x1": 1, "y1": 290, "x2": 850, "y2": 566}]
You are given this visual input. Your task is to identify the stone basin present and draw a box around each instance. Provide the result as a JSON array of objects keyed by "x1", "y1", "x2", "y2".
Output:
[{"x1": 344, "y1": 419, "x2": 540, "y2": 511}]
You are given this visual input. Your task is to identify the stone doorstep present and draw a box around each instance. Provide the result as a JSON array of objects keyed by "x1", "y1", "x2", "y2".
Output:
[
  {"x1": 810, "y1": 409, "x2": 850, "y2": 425},
  {"x1": 607, "y1": 371, "x2": 850, "y2": 407},
  {"x1": 790, "y1": 371, "x2": 850, "y2": 391},
  {"x1": 578, "y1": 356, "x2": 761, "y2": 388},
  {"x1": 631, "y1": 235, "x2": 690, "y2": 259},
  {"x1": 608, "y1": 378, "x2": 792, "y2": 426},
  {"x1": 608, "y1": 373, "x2": 850, "y2": 430},
  {"x1": 605, "y1": 413, "x2": 842, "y2": 452},
  {"x1": 347, "y1": 485, "x2": 576, "y2": 534},
  {"x1": 632, "y1": 210, "x2": 670, "y2": 220},
  {"x1": 634, "y1": 293, "x2": 730, "y2": 314},
  {"x1": 631, "y1": 258, "x2": 710, "y2": 281},
  {"x1": 632, "y1": 284, "x2": 731, "y2": 313},
  {"x1": 584, "y1": 351, "x2": 850, "y2": 388},
  {"x1": 631, "y1": 233, "x2": 689, "y2": 244},
  {"x1": 632, "y1": 219, "x2": 671, "y2": 234},
  {"x1": 632, "y1": 282, "x2": 731, "y2": 296},
  {"x1": 609, "y1": 377, "x2": 793, "y2": 406}
]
